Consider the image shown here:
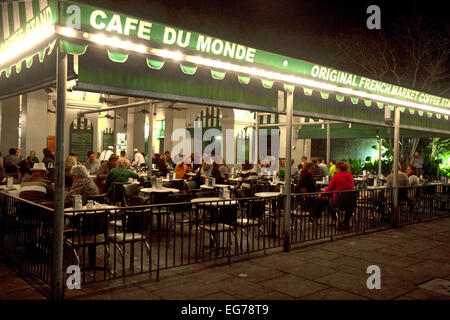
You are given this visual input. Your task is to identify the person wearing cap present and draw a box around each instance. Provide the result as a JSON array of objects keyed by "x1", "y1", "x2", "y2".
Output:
[
  {"x1": 19, "y1": 163, "x2": 54, "y2": 202},
  {"x1": 96, "y1": 154, "x2": 118, "y2": 193},
  {"x1": 99, "y1": 146, "x2": 115, "y2": 162},
  {"x1": 132, "y1": 148, "x2": 145, "y2": 166}
]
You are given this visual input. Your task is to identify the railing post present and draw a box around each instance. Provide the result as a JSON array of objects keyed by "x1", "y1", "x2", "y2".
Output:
[
  {"x1": 147, "y1": 103, "x2": 153, "y2": 178},
  {"x1": 51, "y1": 41, "x2": 67, "y2": 300},
  {"x1": 392, "y1": 106, "x2": 400, "y2": 228},
  {"x1": 283, "y1": 91, "x2": 293, "y2": 252}
]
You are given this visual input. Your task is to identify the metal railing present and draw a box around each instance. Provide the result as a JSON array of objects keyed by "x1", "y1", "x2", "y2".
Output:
[
  {"x1": 0, "y1": 193, "x2": 54, "y2": 293},
  {"x1": 1, "y1": 184, "x2": 449, "y2": 297}
]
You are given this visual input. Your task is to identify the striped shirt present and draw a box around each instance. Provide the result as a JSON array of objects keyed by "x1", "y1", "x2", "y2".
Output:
[{"x1": 20, "y1": 175, "x2": 54, "y2": 202}]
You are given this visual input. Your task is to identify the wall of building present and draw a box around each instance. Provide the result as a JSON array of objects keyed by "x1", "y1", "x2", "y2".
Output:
[
  {"x1": 25, "y1": 90, "x2": 50, "y2": 160},
  {"x1": 0, "y1": 96, "x2": 20, "y2": 157}
]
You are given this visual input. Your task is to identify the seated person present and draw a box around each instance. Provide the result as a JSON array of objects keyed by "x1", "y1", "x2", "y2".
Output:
[
  {"x1": 85, "y1": 151, "x2": 101, "y2": 175},
  {"x1": 238, "y1": 161, "x2": 258, "y2": 189},
  {"x1": 64, "y1": 165, "x2": 99, "y2": 207},
  {"x1": 175, "y1": 156, "x2": 192, "y2": 179},
  {"x1": 105, "y1": 158, "x2": 139, "y2": 197},
  {"x1": 19, "y1": 163, "x2": 54, "y2": 202},
  {"x1": 311, "y1": 162, "x2": 355, "y2": 229},
  {"x1": 211, "y1": 162, "x2": 226, "y2": 184},
  {"x1": 65, "y1": 155, "x2": 77, "y2": 187},
  {"x1": 386, "y1": 166, "x2": 409, "y2": 188},
  {"x1": 406, "y1": 165, "x2": 419, "y2": 201},
  {"x1": 193, "y1": 160, "x2": 212, "y2": 186},
  {"x1": 96, "y1": 154, "x2": 118, "y2": 193},
  {"x1": 296, "y1": 163, "x2": 317, "y2": 193}
]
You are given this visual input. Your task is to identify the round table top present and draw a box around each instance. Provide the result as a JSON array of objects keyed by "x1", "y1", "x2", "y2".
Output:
[
  {"x1": 162, "y1": 178, "x2": 184, "y2": 182},
  {"x1": 191, "y1": 197, "x2": 237, "y2": 205},
  {"x1": 255, "y1": 192, "x2": 282, "y2": 197},
  {"x1": 200, "y1": 184, "x2": 233, "y2": 189},
  {"x1": 140, "y1": 187, "x2": 180, "y2": 193},
  {"x1": 187, "y1": 172, "x2": 197, "y2": 176},
  {"x1": 316, "y1": 181, "x2": 329, "y2": 185},
  {"x1": 64, "y1": 204, "x2": 118, "y2": 215}
]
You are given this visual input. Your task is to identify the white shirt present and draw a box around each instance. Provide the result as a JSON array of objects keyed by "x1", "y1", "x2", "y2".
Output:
[
  {"x1": 133, "y1": 152, "x2": 145, "y2": 166},
  {"x1": 99, "y1": 149, "x2": 113, "y2": 162}
]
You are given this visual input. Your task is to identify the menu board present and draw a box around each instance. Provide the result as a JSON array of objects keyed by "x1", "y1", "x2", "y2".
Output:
[
  {"x1": 70, "y1": 118, "x2": 93, "y2": 162},
  {"x1": 102, "y1": 130, "x2": 114, "y2": 151}
]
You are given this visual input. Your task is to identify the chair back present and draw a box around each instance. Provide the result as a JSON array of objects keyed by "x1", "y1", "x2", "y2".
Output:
[
  {"x1": 150, "y1": 191, "x2": 173, "y2": 205},
  {"x1": 210, "y1": 203, "x2": 238, "y2": 225},
  {"x1": 245, "y1": 198, "x2": 266, "y2": 219},
  {"x1": 195, "y1": 190, "x2": 216, "y2": 198},
  {"x1": 399, "y1": 187, "x2": 408, "y2": 202},
  {"x1": 337, "y1": 190, "x2": 358, "y2": 208},
  {"x1": 75, "y1": 212, "x2": 109, "y2": 237},
  {"x1": 122, "y1": 210, "x2": 151, "y2": 234},
  {"x1": 123, "y1": 183, "x2": 140, "y2": 200},
  {"x1": 186, "y1": 180, "x2": 196, "y2": 191},
  {"x1": 169, "y1": 180, "x2": 186, "y2": 191},
  {"x1": 169, "y1": 193, "x2": 193, "y2": 214},
  {"x1": 235, "y1": 188, "x2": 254, "y2": 198},
  {"x1": 111, "y1": 182, "x2": 129, "y2": 205}
]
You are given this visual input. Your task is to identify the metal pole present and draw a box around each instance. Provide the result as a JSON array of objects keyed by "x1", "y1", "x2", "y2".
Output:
[
  {"x1": 255, "y1": 112, "x2": 259, "y2": 175},
  {"x1": 392, "y1": 106, "x2": 400, "y2": 228},
  {"x1": 51, "y1": 44, "x2": 67, "y2": 300},
  {"x1": 283, "y1": 91, "x2": 293, "y2": 252},
  {"x1": 147, "y1": 103, "x2": 154, "y2": 178},
  {"x1": 326, "y1": 121, "x2": 331, "y2": 166},
  {"x1": 378, "y1": 138, "x2": 382, "y2": 175},
  {"x1": 77, "y1": 100, "x2": 155, "y2": 117}
]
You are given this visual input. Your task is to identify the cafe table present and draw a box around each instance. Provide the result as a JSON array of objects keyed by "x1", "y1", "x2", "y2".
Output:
[
  {"x1": 255, "y1": 192, "x2": 282, "y2": 197},
  {"x1": 200, "y1": 184, "x2": 234, "y2": 190},
  {"x1": 140, "y1": 187, "x2": 180, "y2": 194}
]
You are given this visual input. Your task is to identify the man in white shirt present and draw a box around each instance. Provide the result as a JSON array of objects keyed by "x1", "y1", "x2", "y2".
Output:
[
  {"x1": 132, "y1": 148, "x2": 145, "y2": 166},
  {"x1": 99, "y1": 146, "x2": 114, "y2": 162}
]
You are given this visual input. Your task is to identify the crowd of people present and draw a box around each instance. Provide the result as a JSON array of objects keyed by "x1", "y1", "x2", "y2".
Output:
[{"x1": 0, "y1": 144, "x2": 429, "y2": 220}]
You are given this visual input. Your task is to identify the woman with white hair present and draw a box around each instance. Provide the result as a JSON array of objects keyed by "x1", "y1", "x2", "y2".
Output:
[
  {"x1": 65, "y1": 155, "x2": 78, "y2": 187},
  {"x1": 105, "y1": 158, "x2": 139, "y2": 196},
  {"x1": 64, "y1": 165, "x2": 99, "y2": 206}
]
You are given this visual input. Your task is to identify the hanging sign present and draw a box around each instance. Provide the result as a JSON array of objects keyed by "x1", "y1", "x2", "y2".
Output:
[{"x1": 58, "y1": 1, "x2": 449, "y2": 111}]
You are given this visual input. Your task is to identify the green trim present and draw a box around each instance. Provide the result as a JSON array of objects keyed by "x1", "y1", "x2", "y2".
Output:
[
  {"x1": 261, "y1": 79, "x2": 274, "y2": 89},
  {"x1": 180, "y1": 64, "x2": 197, "y2": 75},
  {"x1": 427, "y1": 112, "x2": 432, "y2": 118},
  {"x1": 60, "y1": 39, "x2": 88, "y2": 55},
  {"x1": 364, "y1": 100, "x2": 372, "y2": 107},
  {"x1": 436, "y1": 114, "x2": 441, "y2": 119},
  {"x1": 350, "y1": 97, "x2": 359, "y2": 104},
  {"x1": 303, "y1": 87, "x2": 313, "y2": 96},
  {"x1": 409, "y1": 108, "x2": 415, "y2": 115},
  {"x1": 146, "y1": 58, "x2": 165, "y2": 70},
  {"x1": 320, "y1": 92, "x2": 329, "y2": 99},
  {"x1": 336, "y1": 95, "x2": 344, "y2": 102},
  {"x1": 15, "y1": 61, "x2": 22, "y2": 74},
  {"x1": 283, "y1": 83, "x2": 295, "y2": 93},
  {"x1": 38, "y1": 48, "x2": 46, "y2": 63},
  {"x1": 418, "y1": 111, "x2": 424, "y2": 116},
  {"x1": 211, "y1": 70, "x2": 226, "y2": 80},
  {"x1": 238, "y1": 75, "x2": 250, "y2": 84},
  {"x1": 388, "y1": 105, "x2": 395, "y2": 111},
  {"x1": 399, "y1": 107, "x2": 405, "y2": 112},
  {"x1": 376, "y1": 102, "x2": 384, "y2": 109},
  {"x1": 25, "y1": 56, "x2": 33, "y2": 68},
  {"x1": 107, "y1": 50, "x2": 128, "y2": 63}
]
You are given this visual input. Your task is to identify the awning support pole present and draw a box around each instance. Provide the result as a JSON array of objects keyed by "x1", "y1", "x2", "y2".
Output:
[
  {"x1": 392, "y1": 106, "x2": 400, "y2": 228},
  {"x1": 326, "y1": 121, "x2": 331, "y2": 166},
  {"x1": 147, "y1": 103, "x2": 154, "y2": 178},
  {"x1": 51, "y1": 43, "x2": 67, "y2": 300},
  {"x1": 378, "y1": 138, "x2": 382, "y2": 175},
  {"x1": 283, "y1": 91, "x2": 293, "y2": 252},
  {"x1": 255, "y1": 112, "x2": 259, "y2": 174}
]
